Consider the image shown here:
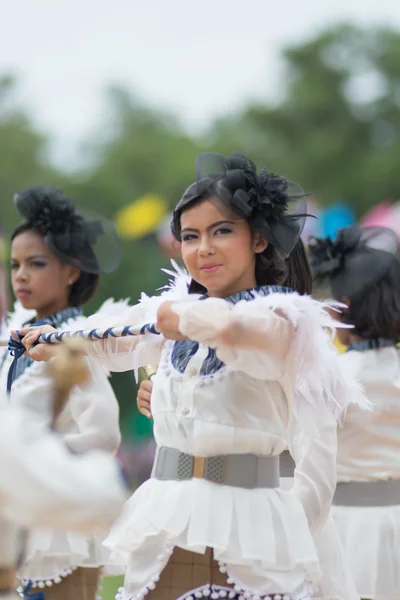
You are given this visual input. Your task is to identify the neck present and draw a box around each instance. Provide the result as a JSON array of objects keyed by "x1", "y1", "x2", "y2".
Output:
[
  {"x1": 208, "y1": 278, "x2": 258, "y2": 299},
  {"x1": 36, "y1": 301, "x2": 69, "y2": 321},
  {"x1": 347, "y1": 332, "x2": 363, "y2": 345}
]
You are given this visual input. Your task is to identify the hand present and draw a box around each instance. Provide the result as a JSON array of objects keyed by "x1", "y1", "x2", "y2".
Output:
[
  {"x1": 156, "y1": 301, "x2": 187, "y2": 341},
  {"x1": 137, "y1": 380, "x2": 153, "y2": 419},
  {"x1": 13, "y1": 325, "x2": 58, "y2": 362}
]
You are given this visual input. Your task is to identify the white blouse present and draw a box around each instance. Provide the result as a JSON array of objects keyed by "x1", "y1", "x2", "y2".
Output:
[
  {"x1": 332, "y1": 345, "x2": 400, "y2": 600},
  {"x1": 75, "y1": 278, "x2": 368, "y2": 598},
  {"x1": 0, "y1": 302, "x2": 121, "y2": 455},
  {"x1": 337, "y1": 346, "x2": 400, "y2": 482}
]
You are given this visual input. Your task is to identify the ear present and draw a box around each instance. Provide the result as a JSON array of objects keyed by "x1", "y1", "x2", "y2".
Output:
[
  {"x1": 65, "y1": 265, "x2": 81, "y2": 286},
  {"x1": 253, "y1": 233, "x2": 268, "y2": 255}
]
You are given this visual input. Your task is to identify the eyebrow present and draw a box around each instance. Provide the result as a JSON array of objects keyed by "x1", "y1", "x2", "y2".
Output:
[
  {"x1": 181, "y1": 220, "x2": 235, "y2": 234},
  {"x1": 10, "y1": 255, "x2": 48, "y2": 262}
]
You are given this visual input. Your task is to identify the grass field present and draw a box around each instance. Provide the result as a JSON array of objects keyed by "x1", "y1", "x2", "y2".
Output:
[{"x1": 100, "y1": 576, "x2": 124, "y2": 600}]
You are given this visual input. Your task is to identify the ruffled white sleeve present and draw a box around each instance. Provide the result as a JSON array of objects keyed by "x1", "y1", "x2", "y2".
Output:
[
  {"x1": 66, "y1": 267, "x2": 197, "y2": 376},
  {"x1": 287, "y1": 401, "x2": 337, "y2": 534},
  {"x1": 82, "y1": 302, "x2": 164, "y2": 374},
  {"x1": 173, "y1": 296, "x2": 292, "y2": 380},
  {"x1": 0, "y1": 406, "x2": 127, "y2": 532},
  {"x1": 173, "y1": 292, "x2": 370, "y2": 416}
]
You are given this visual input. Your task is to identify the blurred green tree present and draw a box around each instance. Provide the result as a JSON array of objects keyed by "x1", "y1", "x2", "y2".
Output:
[
  {"x1": 0, "y1": 75, "x2": 64, "y2": 237},
  {"x1": 227, "y1": 23, "x2": 400, "y2": 212}
]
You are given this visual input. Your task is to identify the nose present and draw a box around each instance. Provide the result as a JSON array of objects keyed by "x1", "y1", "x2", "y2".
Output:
[
  {"x1": 198, "y1": 235, "x2": 216, "y2": 256},
  {"x1": 14, "y1": 266, "x2": 28, "y2": 282}
]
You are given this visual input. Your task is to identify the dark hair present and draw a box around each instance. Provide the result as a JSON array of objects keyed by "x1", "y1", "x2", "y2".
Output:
[
  {"x1": 173, "y1": 194, "x2": 312, "y2": 296},
  {"x1": 11, "y1": 222, "x2": 99, "y2": 306},
  {"x1": 69, "y1": 272, "x2": 99, "y2": 306},
  {"x1": 335, "y1": 259, "x2": 400, "y2": 341}
]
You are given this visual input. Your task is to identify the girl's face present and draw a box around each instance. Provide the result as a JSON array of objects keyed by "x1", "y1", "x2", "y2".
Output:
[
  {"x1": 11, "y1": 229, "x2": 80, "y2": 319},
  {"x1": 180, "y1": 198, "x2": 268, "y2": 298}
]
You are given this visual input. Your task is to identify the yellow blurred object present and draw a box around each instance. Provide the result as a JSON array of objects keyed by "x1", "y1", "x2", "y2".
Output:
[
  {"x1": 334, "y1": 336, "x2": 347, "y2": 353},
  {"x1": 115, "y1": 194, "x2": 168, "y2": 239},
  {"x1": 0, "y1": 237, "x2": 7, "y2": 262}
]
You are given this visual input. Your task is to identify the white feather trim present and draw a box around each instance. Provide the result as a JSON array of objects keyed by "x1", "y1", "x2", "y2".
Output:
[
  {"x1": 4, "y1": 301, "x2": 36, "y2": 333},
  {"x1": 248, "y1": 292, "x2": 372, "y2": 419},
  {"x1": 138, "y1": 260, "x2": 196, "y2": 323}
]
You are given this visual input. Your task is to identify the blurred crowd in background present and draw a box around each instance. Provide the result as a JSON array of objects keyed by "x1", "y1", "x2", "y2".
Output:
[{"x1": 2, "y1": 21, "x2": 400, "y2": 487}]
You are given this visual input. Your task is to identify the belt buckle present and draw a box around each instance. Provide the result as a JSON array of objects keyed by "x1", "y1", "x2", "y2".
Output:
[
  {"x1": 193, "y1": 456, "x2": 206, "y2": 479},
  {"x1": 192, "y1": 455, "x2": 226, "y2": 484}
]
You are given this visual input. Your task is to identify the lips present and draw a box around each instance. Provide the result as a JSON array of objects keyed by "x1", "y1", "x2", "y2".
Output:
[
  {"x1": 16, "y1": 289, "x2": 32, "y2": 298},
  {"x1": 200, "y1": 264, "x2": 222, "y2": 273}
]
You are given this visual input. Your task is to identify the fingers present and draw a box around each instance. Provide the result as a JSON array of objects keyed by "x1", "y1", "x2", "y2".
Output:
[
  {"x1": 141, "y1": 380, "x2": 153, "y2": 394},
  {"x1": 137, "y1": 380, "x2": 153, "y2": 419},
  {"x1": 138, "y1": 400, "x2": 152, "y2": 419},
  {"x1": 22, "y1": 330, "x2": 41, "y2": 353},
  {"x1": 18, "y1": 326, "x2": 36, "y2": 337},
  {"x1": 19, "y1": 324, "x2": 57, "y2": 337},
  {"x1": 25, "y1": 343, "x2": 57, "y2": 362},
  {"x1": 10, "y1": 330, "x2": 20, "y2": 342}
]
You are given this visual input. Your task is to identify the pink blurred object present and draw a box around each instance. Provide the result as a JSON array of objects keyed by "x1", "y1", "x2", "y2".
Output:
[
  {"x1": 360, "y1": 201, "x2": 397, "y2": 227},
  {"x1": 360, "y1": 201, "x2": 400, "y2": 242}
]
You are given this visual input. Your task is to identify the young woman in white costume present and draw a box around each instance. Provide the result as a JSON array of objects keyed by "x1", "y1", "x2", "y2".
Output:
[
  {"x1": 1, "y1": 187, "x2": 122, "y2": 600},
  {"x1": 136, "y1": 302, "x2": 360, "y2": 600},
  {"x1": 309, "y1": 226, "x2": 400, "y2": 600},
  {"x1": 21, "y1": 154, "x2": 369, "y2": 600}
]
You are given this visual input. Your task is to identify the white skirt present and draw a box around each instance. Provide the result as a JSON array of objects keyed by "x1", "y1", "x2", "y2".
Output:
[
  {"x1": 280, "y1": 478, "x2": 359, "y2": 600},
  {"x1": 333, "y1": 503, "x2": 400, "y2": 600},
  {"x1": 18, "y1": 530, "x2": 123, "y2": 586},
  {"x1": 104, "y1": 477, "x2": 323, "y2": 598}
]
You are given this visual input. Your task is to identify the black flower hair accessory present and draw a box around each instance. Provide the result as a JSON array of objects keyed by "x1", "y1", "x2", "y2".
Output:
[
  {"x1": 173, "y1": 152, "x2": 309, "y2": 257},
  {"x1": 13, "y1": 187, "x2": 120, "y2": 274},
  {"x1": 309, "y1": 225, "x2": 398, "y2": 299}
]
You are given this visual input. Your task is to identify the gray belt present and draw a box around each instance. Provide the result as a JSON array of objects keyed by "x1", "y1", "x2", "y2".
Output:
[
  {"x1": 151, "y1": 446, "x2": 280, "y2": 489},
  {"x1": 333, "y1": 480, "x2": 400, "y2": 507},
  {"x1": 279, "y1": 450, "x2": 295, "y2": 478}
]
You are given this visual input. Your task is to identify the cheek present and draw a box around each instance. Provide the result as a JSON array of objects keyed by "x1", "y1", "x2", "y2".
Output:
[
  {"x1": 10, "y1": 272, "x2": 18, "y2": 290},
  {"x1": 181, "y1": 245, "x2": 197, "y2": 272},
  {"x1": 33, "y1": 266, "x2": 68, "y2": 291},
  {"x1": 222, "y1": 234, "x2": 253, "y2": 265}
]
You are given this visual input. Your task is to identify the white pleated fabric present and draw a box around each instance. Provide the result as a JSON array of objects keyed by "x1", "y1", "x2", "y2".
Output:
[{"x1": 332, "y1": 347, "x2": 400, "y2": 600}]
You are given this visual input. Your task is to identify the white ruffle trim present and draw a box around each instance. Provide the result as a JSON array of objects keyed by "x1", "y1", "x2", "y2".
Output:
[
  {"x1": 115, "y1": 563, "x2": 314, "y2": 600},
  {"x1": 115, "y1": 586, "x2": 311, "y2": 600},
  {"x1": 115, "y1": 546, "x2": 173, "y2": 600},
  {"x1": 19, "y1": 566, "x2": 77, "y2": 588},
  {"x1": 221, "y1": 562, "x2": 314, "y2": 600}
]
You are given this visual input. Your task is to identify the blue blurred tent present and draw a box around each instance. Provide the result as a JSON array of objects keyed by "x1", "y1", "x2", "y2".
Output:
[{"x1": 319, "y1": 202, "x2": 356, "y2": 239}]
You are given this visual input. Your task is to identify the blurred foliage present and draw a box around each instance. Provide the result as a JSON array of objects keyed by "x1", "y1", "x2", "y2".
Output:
[{"x1": 1, "y1": 23, "x2": 400, "y2": 437}]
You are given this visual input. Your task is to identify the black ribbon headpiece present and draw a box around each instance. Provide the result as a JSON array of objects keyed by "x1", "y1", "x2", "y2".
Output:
[
  {"x1": 172, "y1": 152, "x2": 309, "y2": 258},
  {"x1": 309, "y1": 225, "x2": 398, "y2": 299},
  {"x1": 14, "y1": 187, "x2": 121, "y2": 274}
]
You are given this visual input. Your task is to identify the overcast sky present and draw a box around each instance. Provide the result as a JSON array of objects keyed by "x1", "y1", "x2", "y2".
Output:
[{"x1": 2, "y1": 0, "x2": 400, "y2": 166}]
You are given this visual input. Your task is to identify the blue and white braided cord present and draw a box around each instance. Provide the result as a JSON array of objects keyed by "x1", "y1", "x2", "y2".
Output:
[{"x1": 38, "y1": 322, "x2": 159, "y2": 344}]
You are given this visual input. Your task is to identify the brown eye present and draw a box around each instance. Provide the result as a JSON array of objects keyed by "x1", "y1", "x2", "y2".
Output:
[{"x1": 214, "y1": 228, "x2": 233, "y2": 235}]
